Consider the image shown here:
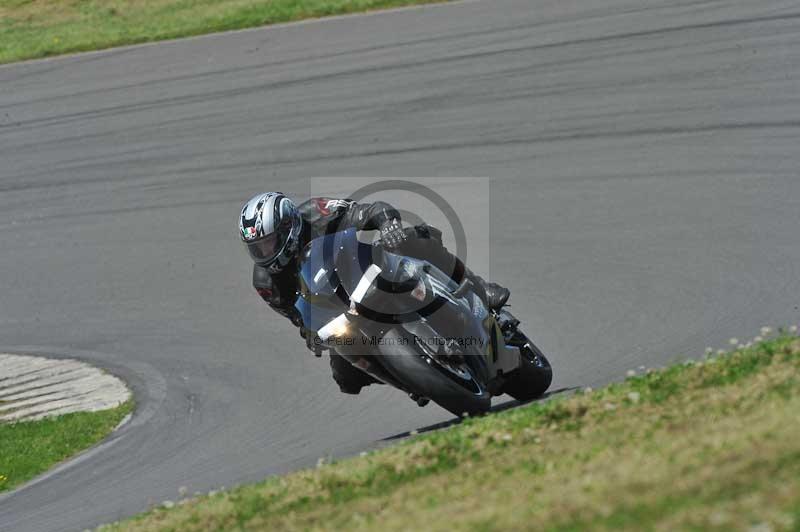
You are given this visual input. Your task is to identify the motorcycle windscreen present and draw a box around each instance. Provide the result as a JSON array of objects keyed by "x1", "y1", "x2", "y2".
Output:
[
  {"x1": 297, "y1": 229, "x2": 378, "y2": 298},
  {"x1": 295, "y1": 228, "x2": 375, "y2": 334}
]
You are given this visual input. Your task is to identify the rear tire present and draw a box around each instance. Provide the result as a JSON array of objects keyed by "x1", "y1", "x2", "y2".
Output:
[
  {"x1": 377, "y1": 328, "x2": 491, "y2": 417},
  {"x1": 502, "y1": 341, "x2": 552, "y2": 402}
]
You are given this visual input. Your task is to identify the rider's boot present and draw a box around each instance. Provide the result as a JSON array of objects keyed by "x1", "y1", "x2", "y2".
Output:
[{"x1": 464, "y1": 269, "x2": 510, "y2": 311}]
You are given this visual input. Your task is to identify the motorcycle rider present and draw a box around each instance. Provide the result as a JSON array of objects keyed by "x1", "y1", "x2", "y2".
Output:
[{"x1": 239, "y1": 192, "x2": 510, "y2": 394}]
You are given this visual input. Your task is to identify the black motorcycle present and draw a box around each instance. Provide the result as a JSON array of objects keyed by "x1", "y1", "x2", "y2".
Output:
[{"x1": 295, "y1": 228, "x2": 552, "y2": 417}]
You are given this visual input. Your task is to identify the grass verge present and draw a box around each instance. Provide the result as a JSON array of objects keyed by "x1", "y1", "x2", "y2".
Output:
[
  {"x1": 0, "y1": 401, "x2": 133, "y2": 493},
  {"x1": 104, "y1": 333, "x2": 800, "y2": 531},
  {"x1": 0, "y1": 0, "x2": 445, "y2": 65}
]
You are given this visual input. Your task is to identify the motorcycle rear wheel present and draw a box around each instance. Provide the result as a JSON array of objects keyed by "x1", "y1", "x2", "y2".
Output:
[{"x1": 502, "y1": 340, "x2": 553, "y2": 402}]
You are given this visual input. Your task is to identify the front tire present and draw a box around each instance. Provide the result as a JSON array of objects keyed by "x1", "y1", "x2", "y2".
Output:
[
  {"x1": 502, "y1": 341, "x2": 553, "y2": 402},
  {"x1": 377, "y1": 328, "x2": 491, "y2": 417}
]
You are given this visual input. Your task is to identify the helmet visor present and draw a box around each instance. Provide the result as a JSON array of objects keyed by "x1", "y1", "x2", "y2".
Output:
[{"x1": 246, "y1": 233, "x2": 281, "y2": 264}]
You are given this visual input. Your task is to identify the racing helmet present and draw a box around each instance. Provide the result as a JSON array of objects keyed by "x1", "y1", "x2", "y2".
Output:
[{"x1": 239, "y1": 192, "x2": 302, "y2": 272}]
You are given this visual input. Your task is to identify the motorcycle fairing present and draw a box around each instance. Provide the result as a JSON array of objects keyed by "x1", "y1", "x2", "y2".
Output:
[{"x1": 295, "y1": 229, "x2": 520, "y2": 379}]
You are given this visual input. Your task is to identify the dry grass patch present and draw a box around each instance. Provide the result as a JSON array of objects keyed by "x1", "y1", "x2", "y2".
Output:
[{"x1": 102, "y1": 334, "x2": 800, "y2": 531}]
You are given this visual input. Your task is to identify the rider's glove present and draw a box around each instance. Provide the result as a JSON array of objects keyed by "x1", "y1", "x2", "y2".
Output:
[
  {"x1": 379, "y1": 218, "x2": 407, "y2": 250},
  {"x1": 300, "y1": 327, "x2": 324, "y2": 357}
]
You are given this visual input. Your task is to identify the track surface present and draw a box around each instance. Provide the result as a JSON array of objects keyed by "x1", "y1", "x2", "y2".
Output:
[{"x1": 1, "y1": 0, "x2": 800, "y2": 529}]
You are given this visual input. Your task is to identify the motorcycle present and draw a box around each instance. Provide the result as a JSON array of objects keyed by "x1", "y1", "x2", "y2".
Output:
[{"x1": 295, "y1": 228, "x2": 552, "y2": 417}]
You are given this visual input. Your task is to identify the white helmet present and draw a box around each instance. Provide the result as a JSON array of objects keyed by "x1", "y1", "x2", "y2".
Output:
[{"x1": 239, "y1": 192, "x2": 302, "y2": 272}]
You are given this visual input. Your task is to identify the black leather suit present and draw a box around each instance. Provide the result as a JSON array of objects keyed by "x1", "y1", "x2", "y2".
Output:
[{"x1": 252, "y1": 197, "x2": 467, "y2": 394}]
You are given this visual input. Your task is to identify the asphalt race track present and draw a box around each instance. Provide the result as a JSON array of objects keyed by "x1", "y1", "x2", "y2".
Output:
[{"x1": 1, "y1": 0, "x2": 800, "y2": 529}]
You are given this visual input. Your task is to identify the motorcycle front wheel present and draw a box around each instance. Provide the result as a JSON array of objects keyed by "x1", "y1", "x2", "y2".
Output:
[{"x1": 376, "y1": 328, "x2": 491, "y2": 417}]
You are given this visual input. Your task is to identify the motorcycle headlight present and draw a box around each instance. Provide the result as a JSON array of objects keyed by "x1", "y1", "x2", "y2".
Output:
[
  {"x1": 410, "y1": 279, "x2": 427, "y2": 302},
  {"x1": 318, "y1": 313, "x2": 350, "y2": 341}
]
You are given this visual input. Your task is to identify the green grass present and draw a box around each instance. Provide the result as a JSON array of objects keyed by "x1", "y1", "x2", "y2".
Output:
[
  {"x1": 0, "y1": 401, "x2": 133, "y2": 492},
  {"x1": 103, "y1": 333, "x2": 800, "y2": 531},
  {"x1": 0, "y1": 0, "x2": 446, "y2": 65}
]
